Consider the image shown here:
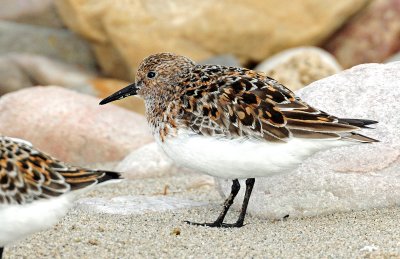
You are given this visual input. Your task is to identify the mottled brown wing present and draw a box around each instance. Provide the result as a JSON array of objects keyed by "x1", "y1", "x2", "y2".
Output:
[
  {"x1": 179, "y1": 67, "x2": 359, "y2": 142},
  {"x1": 0, "y1": 137, "x2": 115, "y2": 205}
]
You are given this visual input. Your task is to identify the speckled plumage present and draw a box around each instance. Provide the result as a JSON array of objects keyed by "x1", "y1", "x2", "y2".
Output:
[
  {"x1": 0, "y1": 136, "x2": 120, "y2": 252},
  {"x1": 0, "y1": 137, "x2": 120, "y2": 205},
  {"x1": 112, "y1": 53, "x2": 377, "y2": 144},
  {"x1": 100, "y1": 53, "x2": 378, "y2": 228}
]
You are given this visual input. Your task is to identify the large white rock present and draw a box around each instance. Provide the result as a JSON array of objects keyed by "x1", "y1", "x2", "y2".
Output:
[{"x1": 217, "y1": 62, "x2": 400, "y2": 219}]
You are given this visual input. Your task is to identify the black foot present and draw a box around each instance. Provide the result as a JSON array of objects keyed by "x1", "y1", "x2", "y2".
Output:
[
  {"x1": 184, "y1": 178, "x2": 255, "y2": 229},
  {"x1": 0, "y1": 247, "x2": 3, "y2": 259},
  {"x1": 184, "y1": 220, "x2": 244, "y2": 228}
]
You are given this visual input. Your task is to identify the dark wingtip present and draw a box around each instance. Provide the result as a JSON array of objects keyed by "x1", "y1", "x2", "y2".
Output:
[
  {"x1": 338, "y1": 118, "x2": 379, "y2": 128},
  {"x1": 97, "y1": 171, "x2": 122, "y2": 184},
  {"x1": 359, "y1": 119, "x2": 379, "y2": 126},
  {"x1": 348, "y1": 133, "x2": 380, "y2": 143}
]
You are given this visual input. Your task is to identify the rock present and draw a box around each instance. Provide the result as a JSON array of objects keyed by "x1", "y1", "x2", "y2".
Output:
[
  {"x1": 91, "y1": 78, "x2": 145, "y2": 115},
  {"x1": 217, "y1": 62, "x2": 400, "y2": 219},
  {"x1": 76, "y1": 195, "x2": 207, "y2": 215},
  {"x1": 0, "y1": 21, "x2": 96, "y2": 70},
  {"x1": 55, "y1": 0, "x2": 369, "y2": 79},
  {"x1": 0, "y1": 54, "x2": 96, "y2": 96},
  {"x1": 0, "y1": 87, "x2": 153, "y2": 165},
  {"x1": 255, "y1": 47, "x2": 342, "y2": 91},
  {"x1": 324, "y1": 0, "x2": 400, "y2": 68},
  {"x1": 0, "y1": 55, "x2": 32, "y2": 95},
  {"x1": 0, "y1": 0, "x2": 64, "y2": 28},
  {"x1": 116, "y1": 143, "x2": 195, "y2": 179},
  {"x1": 0, "y1": 54, "x2": 145, "y2": 113},
  {"x1": 199, "y1": 55, "x2": 241, "y2": 67}
]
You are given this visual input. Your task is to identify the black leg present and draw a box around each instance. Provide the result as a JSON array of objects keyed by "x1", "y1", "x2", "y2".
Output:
[
  {"x1": 185, "y1": 179, "x2": 241, "y2": 227},
  {"x1": 0, "y1": 247, "x2": 3, "y2": 259},
  {"x1": 222, "y1": 178, "x2": 255, "y2": 228}
]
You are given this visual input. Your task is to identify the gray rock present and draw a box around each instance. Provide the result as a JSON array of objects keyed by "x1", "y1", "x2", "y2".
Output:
[
  {"x1": 199, "y1": 55, "x2": 241, "y2": 67},
  {"x1": 217, "y1": 62, "x2": 400, "y2": 219},
  {"x1": 76, "y1": 195, "x2": 207, "y2": 215},
  {"x1": 0, "y1": 21, "x2": 96, "y2": 69},
  {"x1": 0, "y1": 53, "x2": 96, "y2": 96},
  {"x1": 0, "y1": 0, "x2": 64, "y2": 28},
  {"x1": 0, "y1": 56, "x2": 32, "y2": 95}
]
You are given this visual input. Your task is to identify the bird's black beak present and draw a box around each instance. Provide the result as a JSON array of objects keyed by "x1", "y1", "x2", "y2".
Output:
[{"x1": 99, "y1": 83, "x2": 138, "y2": 105}]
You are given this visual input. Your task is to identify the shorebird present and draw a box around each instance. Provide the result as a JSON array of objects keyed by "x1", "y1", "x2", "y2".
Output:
[
  {"x1": 100, "y1": 53, "x2": 378, "y2": 228},
  {"x1": 0, "y1": 136, "x2": 121, "y2": 258}
]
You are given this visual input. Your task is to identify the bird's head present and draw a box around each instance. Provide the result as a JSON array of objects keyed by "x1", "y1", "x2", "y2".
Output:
[{"x1": 99, "y1": 53, "x2": 195, "y2": 105}]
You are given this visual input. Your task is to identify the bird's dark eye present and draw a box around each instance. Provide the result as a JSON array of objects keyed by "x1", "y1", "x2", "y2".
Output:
[{"x1": 147, "y1": 71, "x2": 156, "y2": 79}]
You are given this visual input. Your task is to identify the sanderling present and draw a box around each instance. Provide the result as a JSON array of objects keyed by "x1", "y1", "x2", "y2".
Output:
[
  {"x1": 100, "y1": 53, "x2": 378, "y2": 228},
  {"x1": 0, "y1": 136, "x2": 121, "y2": 258}
]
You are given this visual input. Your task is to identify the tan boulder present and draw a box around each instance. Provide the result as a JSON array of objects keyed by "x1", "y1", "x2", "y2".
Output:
[
  {"x1": 55, "y1": 0, "x2": 369, "y2": 80},
  {"x1": 0, "y1": 86, "x2": 153, "y2": 165},
  {"x1": 255, "y1": 47, "x2": 342, "y2": 91}
]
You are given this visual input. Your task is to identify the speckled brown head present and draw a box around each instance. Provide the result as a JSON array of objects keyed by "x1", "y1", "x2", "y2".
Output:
[
  {"x1": 136, "y1": 53, "x2": 195, "y2": 95},
  {"x1": 99, "y1": 53, "x2": 195, "y2": 104}
]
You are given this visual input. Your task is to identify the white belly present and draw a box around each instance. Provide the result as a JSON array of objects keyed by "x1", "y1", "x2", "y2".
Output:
[
  {"x1": 0, "y1": 194, "x2": 75, "y2": 246},
  {"x1": 160, "y1": 132, "x2": 350, "y2": 179}
]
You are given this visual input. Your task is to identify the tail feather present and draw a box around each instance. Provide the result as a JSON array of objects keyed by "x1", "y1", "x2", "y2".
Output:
[
  {"x1": 97, "y1": 170, "x2": 122, "y2": 184},
  {"x1": 336, "y1": 118, "x2": 379, "y2": 143},
  {"x1": 343, "y1": 132, "x2": 379, "y2": 143},
  {"x1": 338, "y1": 118, "x2": 378, "y2": 128},
  {"x1": 60, "y1": 169, "x2": 122, "y2": 191}
]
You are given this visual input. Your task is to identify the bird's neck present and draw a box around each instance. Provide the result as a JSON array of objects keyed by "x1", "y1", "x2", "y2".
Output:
[{"x1": 143, "y1": 92, "x2": 180, "y2": 136}]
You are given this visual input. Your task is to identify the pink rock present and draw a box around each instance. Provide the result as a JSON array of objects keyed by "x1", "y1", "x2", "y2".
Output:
[
  {"x1": 324, "y1": 0, "x2": 400, "y2": 68},
  {"x1": 0, "y1": 86, "x2": 153, "y2": 165}
]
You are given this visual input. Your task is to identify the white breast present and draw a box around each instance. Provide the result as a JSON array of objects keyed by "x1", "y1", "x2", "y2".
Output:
[
  {"x1": 0, "y1": 194, "x2": 76, "y2": 246},
  {"x1": 159, "y1": 131, "x2": 351, "y2": 179}
]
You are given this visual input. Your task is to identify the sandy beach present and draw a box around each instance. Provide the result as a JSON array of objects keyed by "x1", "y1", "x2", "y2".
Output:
[{"x1": 3, "y1": 173, "x2": 400, "y2": 258}]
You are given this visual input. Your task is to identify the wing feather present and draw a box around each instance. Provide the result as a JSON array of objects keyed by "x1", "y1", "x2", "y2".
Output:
[
  {"x1": 177, "y1": 65, "x2": 377, "y2": 143},
  {"x1": 0, "y1": 137, "x2": 120, "y2": 205}
]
